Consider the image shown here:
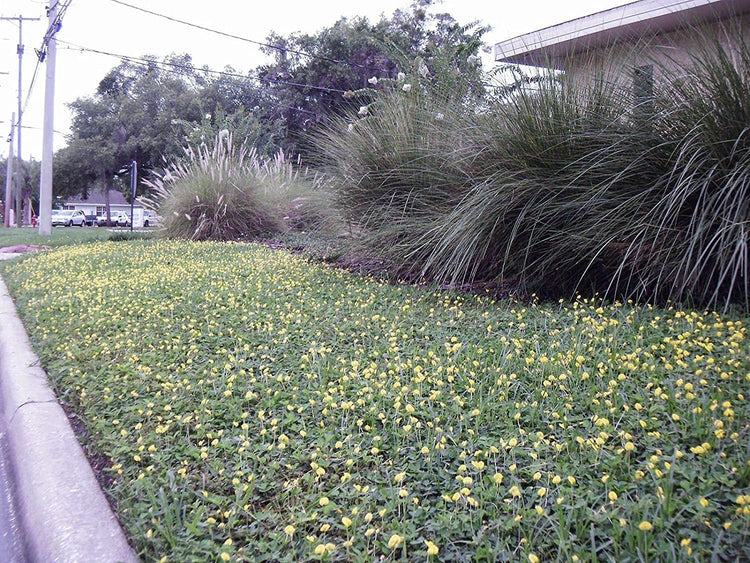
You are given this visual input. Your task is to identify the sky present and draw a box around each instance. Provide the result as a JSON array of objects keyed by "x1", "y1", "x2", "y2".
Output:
[{"x1": 0, "y1": 0, "x2": 629, "y2": 160}]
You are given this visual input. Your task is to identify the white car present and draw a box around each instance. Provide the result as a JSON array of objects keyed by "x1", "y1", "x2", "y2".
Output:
[
  {"x1": 96, "y1": 210, "x2": 130, "y2": 227},
  {"x1": 51, "y1": 209, "x2": 87, "y2": 227},
  {"x1": 143, "y1": 211, "x2": 161, "y2": 227}
]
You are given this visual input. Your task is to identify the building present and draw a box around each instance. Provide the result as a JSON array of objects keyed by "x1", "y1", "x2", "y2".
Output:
[
  {"x1": 494, "y1": 0, "x2": 750, "y2": 85},
  {"x1": 60, "y1": 189, "x2": 145, "y2": 227}
]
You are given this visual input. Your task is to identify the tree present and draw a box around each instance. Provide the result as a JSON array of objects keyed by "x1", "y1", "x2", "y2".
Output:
[
  {"x1": 53, "y1": 2, "x2": 487, "y2": 197},
  {"x1": 60, "y1": 54, "x2": 285, "y2": 207},
  {"x1": 60, "y1": 55, "x2": 204, "y2": 214},
  {"x1": 64, "y1": 96, "x2": 124, "y2": 221},
  {"x1": 256, "y1": 0, "x2": 488, "y2": 156}
]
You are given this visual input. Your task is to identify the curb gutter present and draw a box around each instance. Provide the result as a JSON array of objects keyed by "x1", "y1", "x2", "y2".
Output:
[{"x1": 0, "y1": 275, "x2": 138, "y2": 562}]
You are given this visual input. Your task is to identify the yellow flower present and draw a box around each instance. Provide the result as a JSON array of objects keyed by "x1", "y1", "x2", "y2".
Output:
[
  {"x1": 388, "y1": 534, "x2": 404, "y2": 549},
  {"x1": 699, "y1": 497, "x2": 709, "y2": 507},
  {"x1": 608, "y1": 491, "x2": 618, "y2": 501},
  {"x1": 638, "y1": 521, "x2": 653, "y2": 531},
  {"x1": 425, "y1": 539, "x2": 439, "y2": 556},
  {"x1": 528, "y1": 554, "x2": 540, "y2": 563},
  {"x1": 284, "y1": 525, "x2": 295, "y2": 536},
  {"x1": 319, "y1": 497, "x2": 330, "y2": 506},
  {"x1": 220, "y1": 554, "x2": 230, "y2": 562},
  {"x1": 314, "y1": 544, "x2": 326, "y2": 555},
  {"x1": 509, "y1": 485, "x2": 521, "y2": 497},
  {"x1": 341, "y1": 516, "x2": 352, "y2": 528},
  {"x1": 492, "y1": 473, "x2": 503, "y2": 485},
  {"x1": 537, "y1": 488, "x2": 547, "y2": 497}
]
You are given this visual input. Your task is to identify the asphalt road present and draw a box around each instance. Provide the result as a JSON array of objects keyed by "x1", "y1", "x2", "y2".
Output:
[{"x1": 0, "y1": 428, "x2": 26, "y2": 562}]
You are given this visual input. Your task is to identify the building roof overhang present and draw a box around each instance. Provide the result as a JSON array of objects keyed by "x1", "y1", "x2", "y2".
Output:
[{"x1": 494, "y1": 0, "x2": 750, "y2": 67}]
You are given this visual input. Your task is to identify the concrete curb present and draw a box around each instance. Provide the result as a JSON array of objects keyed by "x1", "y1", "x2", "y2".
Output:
[{"x1": 0, "y1": 275, "x2": 138, "y2": 562}]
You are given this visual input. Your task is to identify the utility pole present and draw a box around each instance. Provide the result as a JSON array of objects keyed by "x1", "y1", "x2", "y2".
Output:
[
  {"x1": 4, "y1": 114, "x2": 14, "y2": 228},
  {"x1": 39, "y1": 1, "x2": 58, "y2": 236},
  {"x1": 1, "y1": 15, "x2": 41, "y2": 226}
]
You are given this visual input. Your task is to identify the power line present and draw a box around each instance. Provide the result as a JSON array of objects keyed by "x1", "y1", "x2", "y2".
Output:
[
  {"x1": 108, "y1": 0, "x2": 384, "y2": 73},
  {"x1": 56, "y1": 42, "x2": 320, "y2": 116},
  {"x1": 38, "y1": 0, "x2": 72, "y2": 61},
  {"x1": 0, "y1": 122, "x2": 66, "y2": 135},
  {"x1": 21, "y1": 1, "x2": 72, "y2": 116},
  {"x1": 56, "y1": 40, "x2": 349, "y2": 94},
  {"x1": 21, "y1": 59, "x2": 41, "y2": 113}
]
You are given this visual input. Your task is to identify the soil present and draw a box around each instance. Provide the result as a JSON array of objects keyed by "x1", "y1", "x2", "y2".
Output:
[{"x1": 0, "y1": 245, "x2": 52, "y2": 254}]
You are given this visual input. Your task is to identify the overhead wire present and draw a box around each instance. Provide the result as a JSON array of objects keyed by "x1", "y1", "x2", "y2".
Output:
[
  {"x1": 105, "y1": 0, "x2": 502, "y2": 90},
  {"x1": 21, "y1": 0, "x2": 72, "y2": 115},
  {"x1": 107, "y1": 0, "x2": 384, "y2": 73},
  {"x1": 56, "y1": 39, "x2": 349, "y2": 95},
  {"x1": 56, "y1": 41, "x2": 320, "y2": 116},
  {"x1": 41, "y1": 1, "x2": 496, "y2": 129}
]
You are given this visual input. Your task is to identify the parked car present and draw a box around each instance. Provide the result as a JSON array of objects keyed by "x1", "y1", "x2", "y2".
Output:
[
  {"x1": 143, "y1": 211, "x2": 161, "y2": 227},
  {"x1": 96, "y1": 210, "x2": 130, "y2": 227},
  {"x1": 84, "y1": 213, "x2": 97, "y2": 226},
  {"x1": 51, "y1": 209, "x2": 87, "y2": 227}
]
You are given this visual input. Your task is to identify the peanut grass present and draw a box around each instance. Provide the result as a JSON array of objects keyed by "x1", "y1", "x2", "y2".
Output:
[{"x1": 1, "y1": 240, "x2": 748, "y2": 561}]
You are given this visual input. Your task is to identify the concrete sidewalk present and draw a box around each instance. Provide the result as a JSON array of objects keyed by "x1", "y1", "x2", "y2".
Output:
[
  {"x1": 0, "y1": 272, "x2": 138, "y2": 562},
  {"x1": 0, "y1": 428, "x2": 26, "y2": 561}
]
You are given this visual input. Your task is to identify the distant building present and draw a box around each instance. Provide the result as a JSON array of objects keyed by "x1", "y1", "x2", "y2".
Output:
[
  {"x1": 60, "y1": 189, "x2": 145, "y2": 227},
  {"x1": 495, "y1": 0, "x2": 750, "y2": 87}
]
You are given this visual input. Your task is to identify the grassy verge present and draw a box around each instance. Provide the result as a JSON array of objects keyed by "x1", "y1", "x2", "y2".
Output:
[
  {"x1": 1, "y1": 240, "x2": 748, "y2": 561},
  {"x1": 0, "y1": 226, "x2": 151, "y2": 248}
]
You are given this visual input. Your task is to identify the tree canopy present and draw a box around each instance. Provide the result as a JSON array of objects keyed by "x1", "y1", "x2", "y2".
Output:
[{"x1": 54, "y1": 0, "x2": 487, "y2": 200}]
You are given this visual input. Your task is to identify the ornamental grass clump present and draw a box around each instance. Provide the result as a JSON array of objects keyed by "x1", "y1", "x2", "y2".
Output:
[
  {"x1": 316, "y1": 27, "x2": 750, "y2": 309},
  {"x1": 411, "y1": 66, "x2": 662, "y2": 295},
  {"x1": 314, "y1": 51, "x2": 486, "y2": 273},
  {"x1": 144, "y1": 132, "x2": 335, "y2": 241},
  {"x1": 619, "y1": 30, "x2": 750, "y2": 308}
]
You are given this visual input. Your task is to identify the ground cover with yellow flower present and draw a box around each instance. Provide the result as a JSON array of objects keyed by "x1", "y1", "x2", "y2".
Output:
[{"x1": 1, "y1": 239, "x2": 748, "y2": 562}]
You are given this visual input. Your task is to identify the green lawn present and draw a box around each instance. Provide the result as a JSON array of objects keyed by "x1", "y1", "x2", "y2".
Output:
[
  {"x1": 0, "y1": 226, "x2": 151, "y2": 248},
  {"x1": 1, "y1": 239, "x2": 748, "y2": 562}
]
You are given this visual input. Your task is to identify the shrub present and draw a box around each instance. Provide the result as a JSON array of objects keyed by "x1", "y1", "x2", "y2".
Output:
[
  {"x1": 619, "y1": 31, "x2": 750, "y2": 308},
  {"x1": 313, "y1": 55, "x2": 488, "y2": 273},
  {"x1": 315, "y1": 30, "x2": 750, "y2": 309},
  {"x1": 411, "y1": 67, "x2": 661, "y2": 295},
  {"x1": 143, "y1": 132, "x2": 336, "y2": 241}
]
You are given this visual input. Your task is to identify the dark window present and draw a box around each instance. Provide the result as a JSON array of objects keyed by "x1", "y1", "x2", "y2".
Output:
[{"x1": 633, "y1": 65, "x2": 654, "y2": 122}]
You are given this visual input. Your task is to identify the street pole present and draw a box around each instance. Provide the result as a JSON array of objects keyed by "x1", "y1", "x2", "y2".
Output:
[
  {"x1": 39, "y1": 2, "x2": 58, "y2": 236},
  {"x1": 130, "y1": 160, "x2": 136, "y2": 233},
  {"x1": 4, "y1": 114, "x2": 14, "y2": 228},
  {"x1": 15, "y1": 16, "x2": 23, "y2": 227},
  {"x1": 1, "y1": 15, "x2": 41, "y2": 226}
]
